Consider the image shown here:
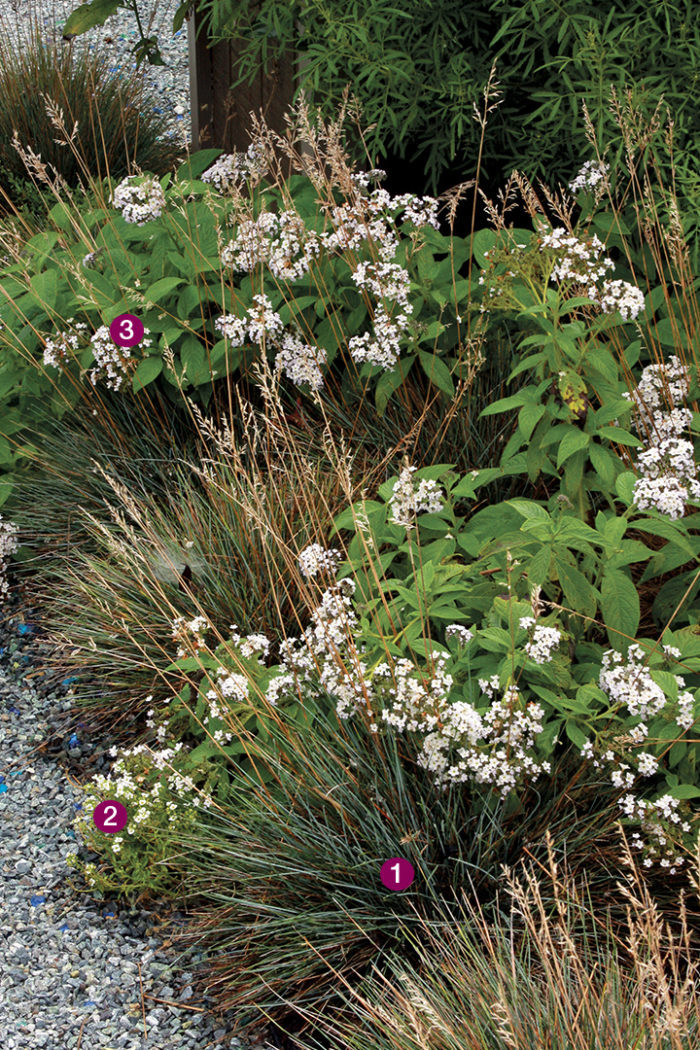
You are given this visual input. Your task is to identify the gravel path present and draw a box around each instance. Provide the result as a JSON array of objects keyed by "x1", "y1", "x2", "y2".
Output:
[
  {"x1": 0, "y1": 590, "x2": 251, "y2": 1049},
  {"x1": 0, "y1": 0, "x2": 192, "y2": 144}
]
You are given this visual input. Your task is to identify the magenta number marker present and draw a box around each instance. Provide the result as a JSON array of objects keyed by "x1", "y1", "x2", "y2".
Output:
[
  {"x1": 109, "y1": 313, "x2": 144, "y2": 348},
  {"x1": 380, "y1": 857, "x2": 415, "y2": 891},
  {"x1": 92, "y1": 800, "x2": 128, "y2": 834}
]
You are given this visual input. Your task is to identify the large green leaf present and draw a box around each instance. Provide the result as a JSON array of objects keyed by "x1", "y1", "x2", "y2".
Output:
[
  {"x1": 555, "y1": 556, "x2": 598, "y2": 620},
  {"x1": 601, "y1": 569, "x2": 640, "y2": 651},
  {"x1": 63, "y1": 0, "x2": 121, "y2": 35}
]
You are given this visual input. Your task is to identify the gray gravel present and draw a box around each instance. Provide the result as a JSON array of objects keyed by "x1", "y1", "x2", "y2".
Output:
[
  {"x1": 0, "y1": 0, "x2": 192, "y2": 145},
  {"x1": 0, "y1": 596, "x2": 254, "y2": 1049}
]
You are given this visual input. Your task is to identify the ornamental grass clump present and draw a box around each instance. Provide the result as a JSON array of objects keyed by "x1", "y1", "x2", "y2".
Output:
[
  {"x1": 0, "y1": 12, "x2": 181, "y2": 224},
  {"x1": 286, "y1": 830, "x2": 700, "y2": 1050}
]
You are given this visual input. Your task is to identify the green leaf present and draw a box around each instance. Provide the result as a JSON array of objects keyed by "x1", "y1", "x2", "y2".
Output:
[
  {"x1": 589, "y1": 442, "x2": 618, "y2": 489},
  {"x1": 665, "y1": 784, "x2": 700, "y2": 800},
  {"x1": 601, "y1": 569, "x2": 640, "y2": 651},
  {"x1": 556, "y1": 427, "x2": 590, "y2": 468},
  {"x1": 597, "y1": 425, "x2": 642, "y2": 447},
  {"x1": 176, "y1": 150, "x2": 224, "y2": 181},
  {"x1": 565, "y1": 720, "x2": 588, "y2": 749},
  {"x1": 146, "y1": 276, "x2": 185, "y2": 303},
  {"x1": 480, "y1": 388, "x2": 538, "y2": 418},
  {"x1": 615, "y1": 471, "x2": 637, "y2": 505},
  {"x1": 132, "y1": 356, "x2": 163, "y2": 393},
  {"x1": 526, "y1": 545, "x2": 552, "y2": 586},
  {"x1": 518, "y1": 402, "x2": 546, "y2": 441},
  {"x1": 418, "y1": 351, "x2": 454, "y2": 398},
  {"x1": 62, "y1": 0, "x2": 121, "y2": 35},
  {"x1": 555, "y1": 556, "x2": 598, "y2": 620},
  {"x1": 506, "y1": 499, "x2": 550, "y2": 522}
]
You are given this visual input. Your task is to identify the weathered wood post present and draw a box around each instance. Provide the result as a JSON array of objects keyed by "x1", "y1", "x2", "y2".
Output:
[{"x1": 187, "y1": 6, "x2": 306, "y2": 177}]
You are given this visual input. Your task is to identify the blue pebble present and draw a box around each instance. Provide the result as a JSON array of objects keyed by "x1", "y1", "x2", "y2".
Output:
[
  {"x1": 69, "y1": 733, "x2": 79, "y2": 747},
  {"x1": 0, "y1": 785, "x2": 7, "y2": 794},
  {"x1": 73, "y1": 803, "x2": 82, "y2": 811},
  {"x1": 8, "y1": 706, "x2": 20, "y2": 714},
  {"x1": 17, "y1": 624, "x2": 33, "y2": 635},
  {"x1": 103, "y1": 910, "x2": 116, "y2": 918},
  {"x1": 62, "y1": 677, "x2": 78, "y2": 687},
  {"x1": 30, "y1": 895, "x2": 46, "y2": 907},
  {"x1": 66, "y1": 830, "x2": 75, "y2": 839},
  {"x1": 59, "y1": 923, "x2": 70, "y2": 933}
]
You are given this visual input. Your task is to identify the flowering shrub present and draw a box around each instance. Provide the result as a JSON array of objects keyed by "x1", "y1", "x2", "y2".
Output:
[
  {"x1": 273, "y1": 467, "x2": 700, "y2": 878},
  {"x1": 68, "y1": 610, "x2": 336, "y2": 897},
  {"x1": 67, "y1": 734, "x2": 207, "y2": 900},
  {"x1": 0, "y1": 141, "x2": 469, "y2": 501}
]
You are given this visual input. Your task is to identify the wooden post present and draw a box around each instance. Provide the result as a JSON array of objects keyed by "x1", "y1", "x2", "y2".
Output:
[{"x1": 187, "y1": 6, "x2": 299, "y2": 177}]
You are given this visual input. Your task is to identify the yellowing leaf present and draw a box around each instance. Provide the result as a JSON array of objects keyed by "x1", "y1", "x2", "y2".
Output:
[{"x1": 557, "y1": 370, "x2": 589, "y2": 421}]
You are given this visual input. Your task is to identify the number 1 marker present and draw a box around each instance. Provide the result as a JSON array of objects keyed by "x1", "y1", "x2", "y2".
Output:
[{"x1": 380, "y1": 857, "x2": 415, "y2": 891}]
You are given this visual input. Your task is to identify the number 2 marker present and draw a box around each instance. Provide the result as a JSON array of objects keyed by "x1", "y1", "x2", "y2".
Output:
[{"x1": 92, "y1": 799, "x2": 128, "y2": 834}]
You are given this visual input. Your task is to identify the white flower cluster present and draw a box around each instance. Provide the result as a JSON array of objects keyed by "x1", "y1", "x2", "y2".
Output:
[
  {"x1": 215, "y1": 175, "x2": 437, "y2": 384},
  {"x1": 618, "y1": 792, "x2": 692, "y2": 874},
  {"x1": 445, "y1": 624, "x2": 474, "y2": 646},
  {"x1": 87, "y1": 324, "x2": 153, "y2": 391},
  {"x1": 171, "y1": 614, "x2": 210, "y2": 658},
  {"x1": 201, "y1": 142, "x2": 269, "y2": 191},
  {"x1": 595, "y1": 279, "x2": 646, "y2": 321},
  {"x1": 274, "y1": 327, "x2": 327, "y2": 390},
  {"x1": 42, "y1": 322, "x2": 88, "y2": 369},
  {"x1": 519, "y1": 617, "x2": 562, "y2": 664},
  {"x1": 111, "y1": 176, "x2": 166, "y2": 225},
  {"x1": 221, "y1": 209, "x2": 322, "y2": 281},
  {"x1": 388, "y1": 464, "x2": 446, "y2": 528},
  {"x1": 568, "y1": 160, "x2": 609, "y2": 194},
  {"x1": 298, "y1": 543, "x2": 342, "y2": 579},
  {"x1": 347, "y1": 261, "x2": 415, "y2": 371},
  {"x1": 539, "y1": 227, "x2": 614, "y2": 290},
  {"x1": 538, "y1": 225, "x2": 646, "y2": 321},
  {"x1": 323, "y1": 184, "x2": 436, "y2": 372},
  {"x1": 229, "y1": 623, "x2": 271, "y2": 661},
  {"x1": 597, "y1": 643, "x2": 696, "y2": 732},
  {"x1": 79, "y1": 739, "x2": 214, "y2": 869},
  {"x1": 623, "y1": 356, "x2": 700, "y2": 520},
  {"x1": 215, "y1": 293, "x2": 283, "y2": 347},
  {"x1": 0, "y1": 516, "x2": 18, "y2": 602},
  {"x1": 421, "y1": 687, "x2": 551, "y2": 797}
]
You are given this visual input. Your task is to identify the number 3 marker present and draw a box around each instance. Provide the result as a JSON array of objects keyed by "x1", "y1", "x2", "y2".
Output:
[
  {"x1": 92, "y1": 799, "x2": 128, "y2": 834},
  {"x1": 109, "y1": 313, "x2": 144, "y2": 348}
]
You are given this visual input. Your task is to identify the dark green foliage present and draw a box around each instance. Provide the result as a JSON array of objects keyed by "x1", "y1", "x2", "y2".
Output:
[{"x1": 191, "y1": 0, "x2": 700, "y2": 250}]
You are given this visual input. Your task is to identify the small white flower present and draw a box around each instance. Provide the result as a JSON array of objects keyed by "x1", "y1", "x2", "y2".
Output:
[{"x1": 111, "y1": 175, "x2": 166, "y2": 225}]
